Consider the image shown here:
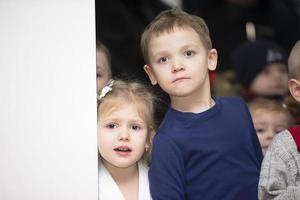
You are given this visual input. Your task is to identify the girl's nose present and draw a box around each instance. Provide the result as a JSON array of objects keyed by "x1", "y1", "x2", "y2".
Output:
[{"x1": 118, "y1": 128, "x2": 130, "y2": 141}]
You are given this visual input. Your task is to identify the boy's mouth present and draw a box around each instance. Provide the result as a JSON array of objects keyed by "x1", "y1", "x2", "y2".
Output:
[{"x1": 172, "y1": 77, "x2": 190, "y2": 83}]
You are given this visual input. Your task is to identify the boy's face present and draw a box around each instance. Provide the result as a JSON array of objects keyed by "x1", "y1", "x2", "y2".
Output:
[
  {"x1": 144, "y1": 27, "x2": 217, "y2": 100},
  {"x1": 96, "y1": 50, "x2": 111, "y2": 91},
  {"x1": 251, "y1": 110, "x2": 289, "y2": 155},
  {"x1": 250, "y1": 63, "x2": 288, "y2": 97}
]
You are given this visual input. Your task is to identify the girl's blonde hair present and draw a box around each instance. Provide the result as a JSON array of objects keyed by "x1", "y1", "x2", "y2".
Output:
[{"x1": 97, "y1": 79, "x2": 156, "y2": 165}]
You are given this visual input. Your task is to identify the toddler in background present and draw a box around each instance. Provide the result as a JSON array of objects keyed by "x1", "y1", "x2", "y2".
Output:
[
  {"x1": 97, "y1": 79, "x2": 156, "y2": 200},
  {"x1": 231, "y1": 39, "x2": 289, "y2": 101},
  {"x1": 249, "y1": 97, "x2": 294, "y2": 155},
  {"x1": 258, "y1": 41, "x2": 300, "y2": 199},
  {"x1": 96, "y1": 40, "x2": 112, "y2": 91}
]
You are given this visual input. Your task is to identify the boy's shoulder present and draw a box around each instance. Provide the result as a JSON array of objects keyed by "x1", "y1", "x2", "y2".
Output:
[
  {"x1": 217, "y1": 96, "x2": 244, "y2": 102},
  {"x1": 216, "y1": 96, "x2": 246, "y2": 108}
]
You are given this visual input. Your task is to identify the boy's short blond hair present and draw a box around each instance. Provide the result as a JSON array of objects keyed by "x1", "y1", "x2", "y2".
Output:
[
  {"x1": 288, "y1": 41, "x2": 300, "y2": 79},
  {"x1": 141, "y1": 9, "x2": 212, "y2": 65},
  {"x1": 249, "y1": 97, "x2": 294, "y2": 127}
]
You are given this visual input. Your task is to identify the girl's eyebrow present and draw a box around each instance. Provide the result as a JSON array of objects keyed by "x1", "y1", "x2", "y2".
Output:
[{"x1": 130, "y1": 119, "x2": 145, "y2": 124}]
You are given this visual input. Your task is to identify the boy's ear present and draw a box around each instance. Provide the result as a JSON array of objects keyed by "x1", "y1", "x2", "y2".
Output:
[
  {"x1": 289, "y1": 78, "x2": 300, "y2": 102},
  {"x1": 207, "y1": 49, "x2": 217, "y2": 71},
  {"x1": 144, "y1": 65, "x2": 157, "y2": 85}
]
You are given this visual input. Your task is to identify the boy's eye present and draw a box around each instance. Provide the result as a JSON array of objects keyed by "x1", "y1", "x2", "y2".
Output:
[
  {"x1": 158, "y1": 57, "x2": 168, "y2": 63},
  {"x1": 256, "y1": 128, "x2": 265, "y2": 134},
  {"x1": 185, "y1": 50, "x2": 194, "y2": 57},
  {"x1": 275, "y1": 127, "x2": 285, "y2": 133},
  {"x1": 105, "y1": 123, "x2": 118, "y2": 129}
]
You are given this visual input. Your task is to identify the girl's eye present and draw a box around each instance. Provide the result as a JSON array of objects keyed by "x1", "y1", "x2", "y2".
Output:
[
  {"x1": 185, "y1": 50, "x2": 194, "y2": 57},
  {"x1": 131, "y1": 124, "x2": 141, "y2": 131},
  {"x1": 106, "y1": 123, "x2": 118, "y2": 129},
  {"x1": 97, "y1": 73, "x2": 102, "y2": 78},
  {"x1": 158, "y1": 57, "x2": 168, "y2": 63}
]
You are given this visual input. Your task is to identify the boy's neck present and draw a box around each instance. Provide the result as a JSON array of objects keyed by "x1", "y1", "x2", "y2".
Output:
[{"x1": 171, "y1": 95, "x2": 215, "y2": 113}]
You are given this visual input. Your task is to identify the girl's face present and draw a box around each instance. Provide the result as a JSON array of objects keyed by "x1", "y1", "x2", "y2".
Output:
[
  {"x1": 96, "y1": 50, "x2": 111, "y2": 91},
  {"x1": 250, "y1": 63, "x2": 288, "y2": 97},
  {"x1": 97, "y1": 103, "x2": 148, "y2": 170},
  {"x1": 251, "y1": 110, "x2": 289, "y2": 155}
]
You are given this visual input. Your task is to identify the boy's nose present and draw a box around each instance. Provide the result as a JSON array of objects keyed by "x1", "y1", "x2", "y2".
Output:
[
  {"x1": 266, "y1": 131, "x2": 275, "y2": 140},
  {"x1": 172, "y1": 62, "x2": 185, "y2": 73},
  {"x1": 172, "y1": 64, "x2": 184, "y2": 73}
]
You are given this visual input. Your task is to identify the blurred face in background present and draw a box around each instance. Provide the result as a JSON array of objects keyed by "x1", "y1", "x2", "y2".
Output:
[
  {"x1": 251, "y1": 110, "x2": 289, "y2": 155},
  {"x1": 250, "y1": 63, "x2": 288, "y2": 97},
  {"x1": 96, "y1": 49, "x2": 112, "y2": 91}
]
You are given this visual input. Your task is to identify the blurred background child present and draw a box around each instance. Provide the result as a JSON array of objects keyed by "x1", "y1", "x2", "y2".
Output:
[
  {"x1": 231, "y1": 39, "x2": 289, "y2": 101},
  {"x1": 96, "y1": 41, "x2": 112, "y2": 91},
  {"x1": 249, "y1": 97, "x2": 294, "y2": 155},
  {"x1": 97, "y1": 79, "x2": 156, "y2": 200},
  {"x1": 258, "y1": 40, "x2": 300, "y2": 199}
]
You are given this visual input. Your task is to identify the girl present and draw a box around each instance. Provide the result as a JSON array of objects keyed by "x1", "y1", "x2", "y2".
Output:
[{"x1": 97, "y1": 79, "x2": 156, "y2": 200}]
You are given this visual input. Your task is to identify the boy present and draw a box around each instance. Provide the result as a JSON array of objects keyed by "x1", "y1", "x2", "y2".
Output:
[
  {"x1": 258, "y1": 41, "x2": 300, "y2": 199},
  {"x1": 141, "y1": 9, "x2": 263, "y2": 200}
]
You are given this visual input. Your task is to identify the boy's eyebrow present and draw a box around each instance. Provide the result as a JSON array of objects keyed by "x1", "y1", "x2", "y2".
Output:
[
  {"x1": 152, "y1": 50, "x2": 169, "y2": 58},
  {"x1": 151, "y1": 43, "x2": 199, "y2": 58},
  {"x1": 254, "y1": 121, "x2": 268, "y2": 126},
  {"x1": 180, "y1": 43, "x2": 198, "y2": 50}
]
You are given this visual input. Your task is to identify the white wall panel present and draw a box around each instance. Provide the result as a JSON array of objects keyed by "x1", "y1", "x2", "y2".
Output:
[{"x1": 0, "y1": 1, "x2": 98, "y2": 199}]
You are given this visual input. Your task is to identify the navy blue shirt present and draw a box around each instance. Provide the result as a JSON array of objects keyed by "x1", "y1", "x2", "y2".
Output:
[{"x1": 149, "y1": 97, "x2": 263, "y2": 200}]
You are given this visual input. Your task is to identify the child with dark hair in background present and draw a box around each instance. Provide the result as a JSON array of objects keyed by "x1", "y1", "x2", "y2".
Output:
[
  {"x1": 96, "y1": 41, "x2": 112, "y2": 91},
  {"x1": 249, "y1": 97, "x2": 294, "y2": 155},
  {"x1": 258, "y1": 41, "x2": 300, "y2": 199},
  {"x1": 141, "y1": 8, "x2": 263, "y2": 200},
  {"x1": 231, "y1": 39, "x2": 289, "y2": 101}
]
